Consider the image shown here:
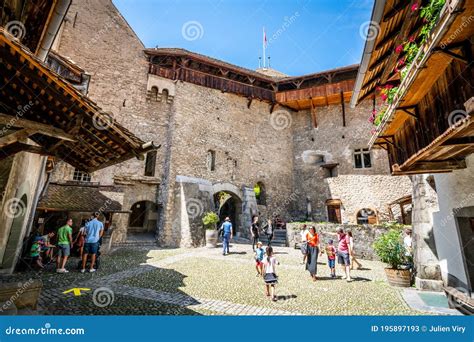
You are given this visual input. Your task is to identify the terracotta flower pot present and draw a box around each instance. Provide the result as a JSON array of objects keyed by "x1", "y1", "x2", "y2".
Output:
[{"x1": 384, "y1": 267, "x2": 411, "y2": 287}]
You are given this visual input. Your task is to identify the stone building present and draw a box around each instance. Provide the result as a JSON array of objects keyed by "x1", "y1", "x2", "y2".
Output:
[{"x1": 33, "y1": 0, "x2": 412, "y2": 249}]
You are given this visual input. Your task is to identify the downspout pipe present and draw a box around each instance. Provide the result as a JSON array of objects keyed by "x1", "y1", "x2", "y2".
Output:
[
  {"x1": 37, "y1": 0, "x2": 72, "y2": 62},
  {"x1": 350, "y1": 0, "x2": 387, "y2": 108}
]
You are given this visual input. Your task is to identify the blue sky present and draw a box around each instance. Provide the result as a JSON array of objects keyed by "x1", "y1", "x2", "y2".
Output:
[{"x1": 113, "y1": 0, "x2": 374, "y2": 76}]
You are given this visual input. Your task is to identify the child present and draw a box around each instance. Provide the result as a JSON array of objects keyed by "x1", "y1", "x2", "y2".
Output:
[
  {"x1": 30, "y1": 238, "x2": 44, "y2": 269},
  {"x1": 263, "y1": 246, "x2": 279, "y2": 301},
  {"x1": 254, "y1": 241, "x2": 265, "y2": 276},
  {"x1": 325, "y1": 239, "x2": 336, "y2": 278}
]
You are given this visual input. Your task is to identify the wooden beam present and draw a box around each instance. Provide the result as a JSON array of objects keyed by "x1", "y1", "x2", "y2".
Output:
[
  {"x1": 397, "y1": 106, "x2": 418, "y2": 119},
  {"x1": 375, "y1": 21, "x2": 403, "y2": 51},
  {"x1": 441, "y1": 136, "x2": 474, "y2": 146},
  {"x1": 402, "y1": 159, "x2": 467, "y2": 172},
  {"x1": 0, "y1": 129, "x2": 34, "y2": 148},
  {"x1": 368, "y1": 49, "x2": 392, "y2": 72},
  {"x1": 383, "y1": 0, "x2": 405, "y2": 22},
  {"x1": 0, "y1": 113, "x2": 76, "y2": 142}
]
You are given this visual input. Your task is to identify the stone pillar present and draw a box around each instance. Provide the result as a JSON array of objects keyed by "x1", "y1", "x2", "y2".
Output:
[{"x1": 411, "y1": 174, "x2": 443, "y2": 291}]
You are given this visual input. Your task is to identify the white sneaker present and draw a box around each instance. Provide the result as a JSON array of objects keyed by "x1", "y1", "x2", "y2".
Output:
[
  {"x1": 80, "y1": 269, "x2": 86, "y2": 273},
  {"x1": 89, "y1": 269, "x2": 96, "y2": 273},
  {"x1": 63, "y1": 269, "x2": 69, "y2": 273},
  {"x1": 56, "y1": 269, "x2": 63, "y2": 273},
  {"x1": 341, "y1": 275, "x2": 347, "y2": 279}
]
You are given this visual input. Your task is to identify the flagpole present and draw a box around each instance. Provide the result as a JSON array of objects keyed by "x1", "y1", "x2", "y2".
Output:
[{"x1": 263, "y1": 27, "x2": 266, "y2": 68}]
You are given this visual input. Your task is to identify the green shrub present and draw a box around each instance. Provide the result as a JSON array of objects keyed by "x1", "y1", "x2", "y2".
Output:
[
  {"x1": 202, "y1": 212, "x2": 219, "y2": 230},
  {"x1": 373, "y1": 229, "x2": 408, "y2": 269}
]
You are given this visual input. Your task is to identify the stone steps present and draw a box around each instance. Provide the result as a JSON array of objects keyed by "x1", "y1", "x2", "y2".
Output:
[
  {"x1": 115, "y1": 241, "x2": 157, "y2": 247},
  {"x1": 260, "y1": 230, "x2": 287, "y2": 246}
]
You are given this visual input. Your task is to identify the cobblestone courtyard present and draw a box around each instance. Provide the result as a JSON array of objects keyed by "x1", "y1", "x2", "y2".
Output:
[{"x1": 10, "y1": 244, "x2": 430, "y2": 315}]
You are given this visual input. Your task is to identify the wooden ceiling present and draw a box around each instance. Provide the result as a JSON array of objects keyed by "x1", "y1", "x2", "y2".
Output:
[
  {"x1": 0, "y1": 28, "x2": 156, "y2": 172},
  {"x1": 0, "y1": 0, "x2": 56, "y2": 53}
]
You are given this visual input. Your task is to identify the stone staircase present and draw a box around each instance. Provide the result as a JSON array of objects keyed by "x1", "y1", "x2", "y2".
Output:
[
  {"x1": 114, "y1": 233, "x2": 157, "y2": 248},
  {"x1": 260, "y1": 229, "x2": 287, "y2": 247}
]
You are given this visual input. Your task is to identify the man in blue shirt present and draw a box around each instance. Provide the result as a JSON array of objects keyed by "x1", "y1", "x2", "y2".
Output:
[
  {"x1": 220, "y1": 217, "x2": 233, "y2": 256},
  {"x1": 81, "y1": 212, "x2": 104, "y2": 273}
]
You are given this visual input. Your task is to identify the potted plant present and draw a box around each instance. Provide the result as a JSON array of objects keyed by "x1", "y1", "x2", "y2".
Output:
[
  {"x1": 202, "y1": 212, "x2": 220, "y2": 248},
  {"x1": 373, "y1": 229, "x2": 411, "y2": 287}
]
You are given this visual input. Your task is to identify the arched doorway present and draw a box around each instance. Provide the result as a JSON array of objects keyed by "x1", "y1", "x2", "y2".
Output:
[
  {"x1": 2, "y1": 194, "x2": 28, "y2": 269},
  {"x1": 128, "y1": 200, "x2": 158, "y2": 234},
  {"x1": 356, "y1": 208, "x2": 377, "y2": 225},
  {"x1": 214, "y1": 191, "x2": 242, "y2": 236},
  {"x1": 254, "y1": 182, "x2": 266, "y2": 205}
]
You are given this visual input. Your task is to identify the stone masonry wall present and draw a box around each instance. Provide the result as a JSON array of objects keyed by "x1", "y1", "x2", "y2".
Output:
[
  {"x1": 159, "y1": 81, "x2": 295, "y2": 246},
  {"x1": 51, "y1": 0, "x2": 170, "y2": 189},
  {"x1": 291, "y1": 99, "x2": 412, "y2": 223}
]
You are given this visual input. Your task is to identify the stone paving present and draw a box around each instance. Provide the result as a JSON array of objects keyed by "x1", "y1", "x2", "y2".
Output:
[{"x1": 3, "y1": 243, "x2": 440, "y2": 315}]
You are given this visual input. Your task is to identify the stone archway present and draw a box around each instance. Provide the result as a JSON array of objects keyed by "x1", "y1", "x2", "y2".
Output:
[
  {"x1": 128, "y1": 200, "x2": 158, "y2": 235},
  {"x1": 212, "y1": 183, "x2": 244, "y2": 237}
]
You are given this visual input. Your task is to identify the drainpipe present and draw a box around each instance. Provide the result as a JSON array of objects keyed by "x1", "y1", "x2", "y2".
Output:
[{"x1": 36, "y1": 0, "x2": 72, "y2": 62}]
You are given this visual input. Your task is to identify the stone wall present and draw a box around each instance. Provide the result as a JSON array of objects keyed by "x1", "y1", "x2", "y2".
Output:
[
  {"x1": 287, "y1": 222, "x2": 402, "y2": 261},
  {"x1": 158, "y1": 81, "x2": 295, "y2": 247},
  {"x1": 291, "y1": 99, "x2": 413, "y2": 223}
]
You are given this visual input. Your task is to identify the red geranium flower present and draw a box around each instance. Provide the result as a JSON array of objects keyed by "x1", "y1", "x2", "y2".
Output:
[
  {"x1": 395, "y1": 44, "x2": 404, "y2": 53},
  {"x1": 409, "y1": 36, "x2": 416, "y2": 43},
  {"x1": 398, "y1": 58, "x2": 405, "y2": 66},
  {"x1": 411, "y1": 2, "x2": 419, "y2": 11},
  {"x1": 381, "y1": 93, "x2": 388, "y2": 101}
]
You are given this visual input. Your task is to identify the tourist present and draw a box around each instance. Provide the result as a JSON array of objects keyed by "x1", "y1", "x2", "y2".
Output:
[
  {"x1": 30, "y1": 237, "x2": 44, "y2": 269},
  {"x1": 325, "y1": 239, "x2": 337, "y2": 278},
  {"x1": 254, "y1": 241, "x2": 265, "y2": 276},
  {"x1": 263, "y1": 246, "x2": 279, "y2": 301},
  {"x1": 300, "y1": 224, "x2": 309, "y2": 265},
  {"x1": 250, "y1": 215, "x2": 260, "y2": 251},
  {"x1": 264, "y1": 218, "x2": 274, "y2": 246},
  {"x1": 40, "y1": 231, "x2": 55, "y2": 263},
  {"x1": 403, "y1": 229, "x2": 413, "y2": 255},
  {"x1": 221, "y1": 216, "x2": 233, "y2": 256},
  {"x1": 305, "y1": 226, "x2": 320, "y2": 281},
  {"x1": 56, "y1": 219, "x2": 73, "y2": 273},
  {"x1": 74, "y1": 221, "x2": 87, "y2": 258},
  {"x1": 337, "y1": 228, "x2": 352, "y2": 281},
  {"x1": 347, "y1": 230, "x2": 362, "y2": 270},
  {"x1": 81, "y1": 213, "x2": 104, "y2": 273}
]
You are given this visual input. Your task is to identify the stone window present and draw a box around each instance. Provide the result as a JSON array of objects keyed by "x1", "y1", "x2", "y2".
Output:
[
  {"x1": 162, "y1": 88, "x2": 169, "y2": 102},
  {"x1": 356, "y1": 208, "x2": 377, "y2": 224},
  {"x1": 254, "y1": 182, "x2": 266, "y2": 205},
  {"x1": 72, "y1": 169, "x2": 91, "y2": 182},
  {"x1": 150, "y1": 86, "x2": 158, "y2": 101},
  {"x1": 144, "y1": 151, "x2": 157, "y2": 177},
  {"x1": 207, "y1": 150, "x2": 216, "y2": 171},
  {"x1": 354, "y1": 148, "x2": 371, "y2": 169}
]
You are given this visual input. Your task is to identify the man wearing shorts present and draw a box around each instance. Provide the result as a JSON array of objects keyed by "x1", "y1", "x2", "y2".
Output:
[
  {"x1": 337, "y1": 228, "x2": 352, "y2": 282},
  {"x1": 56, "y1": 218, "x2": 73, "y2": 273},
  {"x1": 81, "y1": 213, "x2": 104, "y2": 273}
]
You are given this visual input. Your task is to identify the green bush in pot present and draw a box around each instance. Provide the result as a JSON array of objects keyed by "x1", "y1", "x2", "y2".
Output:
[
  {"x1": 373, "y1": 229, "x2": 408, "y2": 269},
  {"x1": 202, "y1": 212, "x2": 219, "y2": 230}
]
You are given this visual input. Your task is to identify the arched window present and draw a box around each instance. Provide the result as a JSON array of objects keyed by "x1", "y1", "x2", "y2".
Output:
[
  {"x1": 357, "y1": 208, "x2": 377, "y2": 225},
  {"x1": 150, "y1": 86, "x2": 158, "y2": 101},
  {"x1": 162, "y1": 88, "x2": 169, "y2": 102},
  {"x1": 254, "y1": 182, "x2": 266, "y2": 205}
]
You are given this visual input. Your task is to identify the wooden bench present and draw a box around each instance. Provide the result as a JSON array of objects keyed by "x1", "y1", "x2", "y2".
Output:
[{"x1": 0, "y1": 279, "x2": 43, "y2": 311}]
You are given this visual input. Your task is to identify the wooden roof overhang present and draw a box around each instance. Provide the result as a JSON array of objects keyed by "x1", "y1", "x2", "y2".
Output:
[
  {"x1": 145, "y1": 48, "x2": 276, "y2": 103},
  {"x1": 275, "y1": 66, "x2": 358, "y2": 110},
  {"x1": 0, "y1": 29, "x2": 157, "y2": 172},
  {"x1": 353, "y1": 0, "x2": 474, "y2": 175},
  {"x1": 0, "y1": 0, "x2": 68, "y2": 54}
]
